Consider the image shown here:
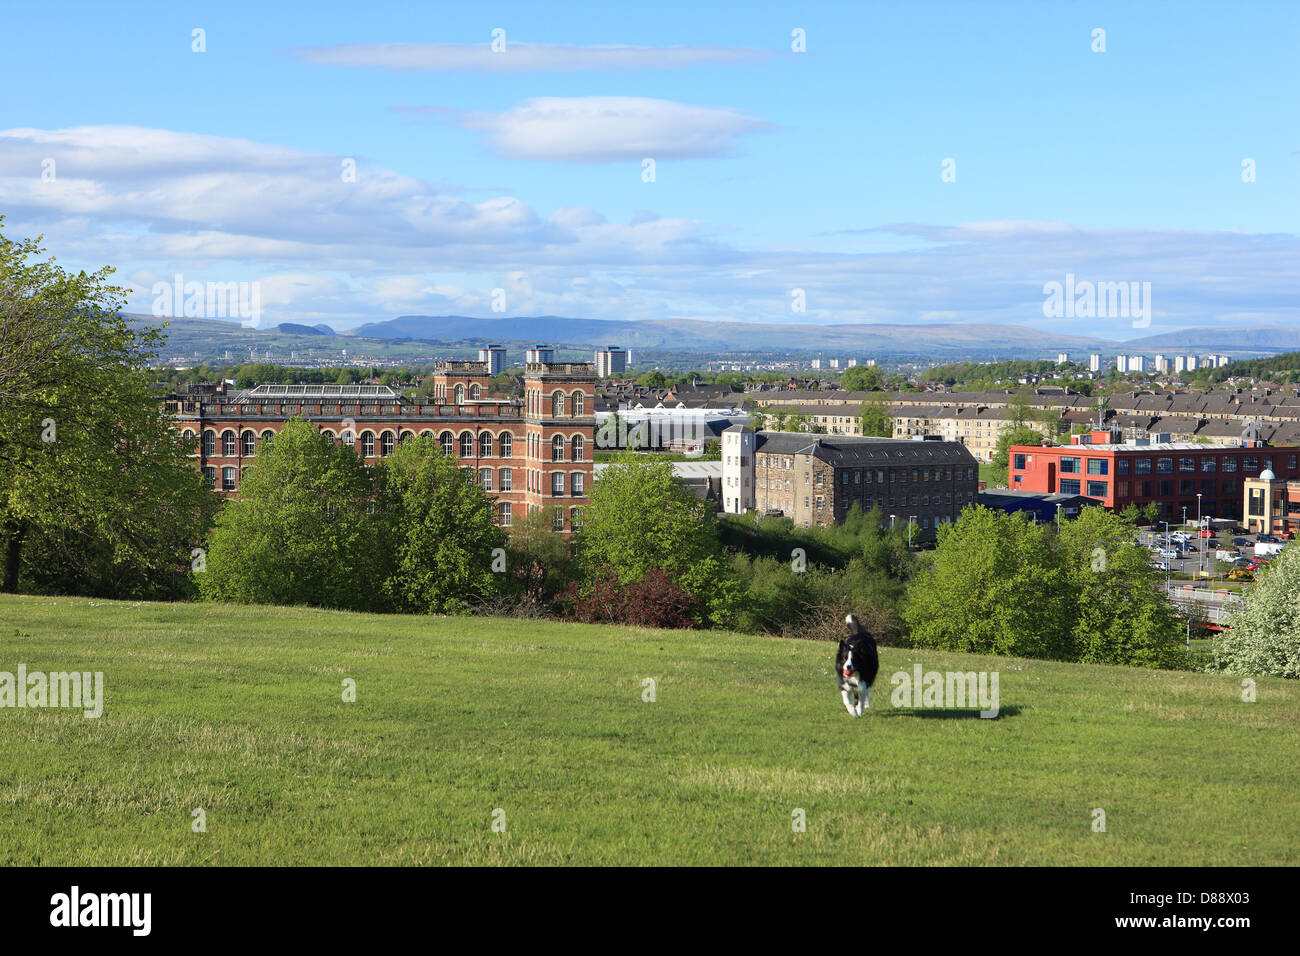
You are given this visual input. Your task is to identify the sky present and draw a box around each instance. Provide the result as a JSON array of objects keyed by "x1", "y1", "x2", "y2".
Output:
[{"x1": 0, "y1": 0, "x2": 1296, "y2": 339}]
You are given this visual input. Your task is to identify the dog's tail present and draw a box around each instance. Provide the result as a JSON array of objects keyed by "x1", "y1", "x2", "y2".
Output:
[{"x1": 845, "y1": 613, "x2": 861, "y2": 636}]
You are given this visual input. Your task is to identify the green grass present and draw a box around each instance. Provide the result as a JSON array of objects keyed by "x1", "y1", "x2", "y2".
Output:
[{"x1": 2, "y1": 594, "x2": 1297, "y2": 866}]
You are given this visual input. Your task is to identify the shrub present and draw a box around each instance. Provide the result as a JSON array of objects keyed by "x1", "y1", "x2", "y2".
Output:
[{"x1": 559, "y1": 568, "x2": 699, "y2": 629}]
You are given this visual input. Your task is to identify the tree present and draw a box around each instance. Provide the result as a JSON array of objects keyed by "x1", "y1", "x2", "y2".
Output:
[
  {"x1": 839, "y1": 365, "x2": 883, "y2": 391},
  {"x1": 857, "y1": 393, "x2": 893, "y2": 437},
  {"x1": 197, "y1": 419, "x2": 390, "y2": 610},
  {"x1": 0, "y1": 220, "x2": 215, "y2": 597},
  {"x1": 1213, "y1": 544, "x2": 1300, "y2": 678},
  {"x1": 503, "y1": 505, "x2": 573, "y2": 606},
  {"x1": 376, "y1": 436, "x2": 506, "y2": 614},
  {"x1": 987, "y1": 424, "x2": 1043, "y2": 487},
  {"x1": 636, "y1": 371, "x2": 667, "y2": 388}
]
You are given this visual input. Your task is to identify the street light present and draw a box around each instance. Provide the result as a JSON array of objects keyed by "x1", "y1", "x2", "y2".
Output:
[
  {"x1": 1197, "y1": 493, "x2": 1203, "y2": 580},
  {"x1": 890, "y1": 513, "x2": 896, "y2": 530},
  {"x1": 1056, "y1": 502, "x2": 1062, "y2": 532}
]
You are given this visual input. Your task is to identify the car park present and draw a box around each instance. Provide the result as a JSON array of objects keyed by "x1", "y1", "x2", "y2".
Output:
[{"x1": 1154, "y1": 548, "x2": 1178, "y2": 560}]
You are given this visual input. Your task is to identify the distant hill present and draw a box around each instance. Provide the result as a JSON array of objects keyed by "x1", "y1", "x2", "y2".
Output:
[
  {"x1": 352, "y1": 315, "x2": 1111, "y2": 358},
  {"x1": 275, "y1": 323, "x2": 335, "y2": 336},
  {"x1": 1126, "y1": 327, "x2": 1300, "y2": 353}
]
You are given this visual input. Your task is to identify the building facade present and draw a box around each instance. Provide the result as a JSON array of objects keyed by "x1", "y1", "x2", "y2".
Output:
[
  {"x1": 722, "y1": 427, "x2": 978, "y2": 538},
  {"x1": 1008, "y1": 429, "x2": 1300, "y2": 523},
  {"x1": 594, "y1": 345, "x2": 628, "y2": 378},
  {"x1": 165, "y1": 360, "x2": 596, "y2": 532}
]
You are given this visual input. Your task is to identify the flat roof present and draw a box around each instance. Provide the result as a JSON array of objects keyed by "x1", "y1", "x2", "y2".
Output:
[{"x1": 1012, "y1": 442, "x2": 1294, "y2": 453}]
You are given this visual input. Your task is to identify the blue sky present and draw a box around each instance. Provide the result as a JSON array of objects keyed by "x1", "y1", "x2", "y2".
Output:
[{"x1": 1, "y1": 0, "x2": 1296, "y2": 339}]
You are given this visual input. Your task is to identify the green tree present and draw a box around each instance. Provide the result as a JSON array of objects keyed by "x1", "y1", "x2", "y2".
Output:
[
  {"x1": 987, "y1": 424, "x2": 1043, "y2": 487},
  {"x1": 197, "y1": 419, "x2": 390, "y2": 610},
  {"x1": 503, "y1": 505, "x2": 573, "y2": 604},
  {"x1": 839, "y1": 365, "x2": 883, "y2": 391},
  {"x1": 376, "y1": 435, "x2": 505, "y2": 614},
  {"x1": 0, "y1": 221, "x2": 215, "y2": 597},
  {"x1": 636, "y1": 371, "x2": 667, "y2": 388},
  {"x1": 857, "y1": 393, "x2": 894, "y2": 437},
  {"x1": 1213, "y1": 544, "x2": 1300, "y2": 678},
  {"x1": 901, "y1": 507, "x2": 1074, "y2": 659}
]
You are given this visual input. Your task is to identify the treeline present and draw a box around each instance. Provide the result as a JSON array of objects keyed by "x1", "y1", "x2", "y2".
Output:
[{"x1": 1185, "y1": 352, "x2": 1300, "y2": 386}]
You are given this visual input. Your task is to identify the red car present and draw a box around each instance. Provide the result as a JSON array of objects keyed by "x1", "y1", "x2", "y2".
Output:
[{"x1": 1198, "y1": 529, "x2": 1215, "y2": 538}]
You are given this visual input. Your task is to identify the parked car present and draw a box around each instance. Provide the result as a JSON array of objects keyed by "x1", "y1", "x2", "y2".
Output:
[
  {"x1": 1233, "y1": 557, "x2": 1254, "y2": 570},
  {"x1": 1154, "y1": 548, "x2": 1179, "y2": 560},
  {"x1": 1198, "y1": 529, "x2": 1215, "y2": 538},
  {"x1": 1181, "y1": 543, "x2": 1198, "y2": 553},
  {"x1": 1257, "y1": 534, "x2": 1279, "y2": 543},
  {"x1": 1150, "y1": 559, "x2": 1171, "y2": 571},
  {"x1": 1255, "y1": 541, "x2": 1285, "y2": 556},
  {"x1": 1233, "y1": 537, "x2": 1251, "y2": 548},
  {"x1": 1217, "y1": 549, "x2": 1242, "y2": 561}
]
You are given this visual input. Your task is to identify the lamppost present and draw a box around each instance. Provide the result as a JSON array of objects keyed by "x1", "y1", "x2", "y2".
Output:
[
  {"x1": 1162, "y1": 519, "x2": 1171, "y2": 593},
  {"x1": 908, "y1": 515, "x2": 917, "y2": 549},
  {"x1": 1182, "y1": 506, "x2": 1188, "y2": 529},
  {"x1": 1056, "y1": 502, "x2": 1062, "y2": 532},
  {"x1": 890, "y1": 513, "x2": 896, "y2": 530},
  {"x1": 1197, "y1": 493, "x2": 1203, "y2": 580}
]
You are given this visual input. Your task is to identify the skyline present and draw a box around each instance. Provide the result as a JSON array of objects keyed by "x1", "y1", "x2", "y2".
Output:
[{"x1": 1, "y1": 0, "x2": 1297, "y2": 338}]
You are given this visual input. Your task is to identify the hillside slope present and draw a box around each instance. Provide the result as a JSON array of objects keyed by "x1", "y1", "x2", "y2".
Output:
[{"x1": 1, "y1": 595, "x2": 1295, "y2": 865}]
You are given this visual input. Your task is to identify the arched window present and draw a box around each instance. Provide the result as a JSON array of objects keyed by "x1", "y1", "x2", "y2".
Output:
[
  {"x1": 498, "y1": 432, "x2": 512, "y2": 457},
  {"x1": 221, "y1": 430, "x2": 236, "y2": 456},
  {"x1": 440, "y1": 431, "x2": 454, "y2": 457},
  {"x1": 361, "y1": 431, "x2": 375, "y2": 457},
  {"x1": 454, "y1": 384, "x2": 466, "y2": 405},
  {"x1": 459, "y1": 432, "x2": 474, "y2": 457},
  {"x1": 261, "y1": 430, "x2": 273, "y2": 445},
  {"x1": 551, "y1": 435, "x2": 565, "y2": 462},
  {"x1": 470, "y1": 383, "x2": 481, "y2": 400},
  {"x1": 241, "y1": 430, "x2": 256, "y2": 457},
  {"x1": 479, "y1": 432, "x2": 493, "y2": 457},
  {"x1": 571, "y1": 435, "x2": 584, "y2": 462},
  {"x1": 203, "y1": 431, "x2": 216, "y2": 457},
  {"x1": 399, "y1": 430, "x2": 413, "y2": 444},
  {"x1": 551, "y1": 391, "x2": 564, "y2": 417},
  {"x1": 182, "y1": 428, "x2": 195, "y2": 444},
  {"x1": 381, "y1": 431, "x2": 395, "y2": 456},
  {"x1": 572, "y1": 391, "x2": 585, "y2": 416}
]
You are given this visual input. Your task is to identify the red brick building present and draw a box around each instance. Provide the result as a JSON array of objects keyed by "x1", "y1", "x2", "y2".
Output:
[
  {"x1": 1008, "y1": 429, "x2": 1300, "y2": 523},
  {"x1": 165, "y1": 360, "x2": 596, "y2": 532}
]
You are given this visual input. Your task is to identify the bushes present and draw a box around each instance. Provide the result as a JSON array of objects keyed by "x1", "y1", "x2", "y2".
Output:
[
  {"x1": 559, "y1": 568, "x2": 698, "y2": 629},
  {"x1": 1211, "y1": 545, "x2": 1300, "y2": 678}
]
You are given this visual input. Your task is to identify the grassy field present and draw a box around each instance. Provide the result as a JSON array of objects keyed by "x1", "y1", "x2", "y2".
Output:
[{"x1": 2, "y1": 594, "x2": 1297, "y2": 866}]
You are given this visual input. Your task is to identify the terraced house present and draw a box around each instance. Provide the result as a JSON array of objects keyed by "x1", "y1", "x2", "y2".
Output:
[
  {"x1": 721, "y1": 427, "x2": 979, "y2": 539},
  {"x1": 164, "y1": 360, "x2": 597, "y2": 532}
]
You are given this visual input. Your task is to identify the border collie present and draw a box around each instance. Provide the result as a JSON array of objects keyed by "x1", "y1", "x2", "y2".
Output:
[{"x1": 836, "y1": 614, "x2": 879, "y2": 717}]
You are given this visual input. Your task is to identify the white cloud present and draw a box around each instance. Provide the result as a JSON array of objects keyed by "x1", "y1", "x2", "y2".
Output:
[
  {"x1": 287, "y1": 41, "x2": 775, "y2": 73},
  {"x1": 440, "y1": 96, "x2": 773, "y2": 162}
]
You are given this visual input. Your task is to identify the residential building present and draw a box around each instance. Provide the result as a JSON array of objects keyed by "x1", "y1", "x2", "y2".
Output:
[
  {"x1": 1089, "y1": 354, "x2": 1101, "y2": 372},
  {"x1": 477, "y1": 344, "x2": 507, "y2": 375},
  {"x1": 723, "y1": 427, "x2": 978, "y2": 538},
  {"x1": 594, "y1": 345, "x2": 628, "y2": 378},
  {"x1": 525, "y1": 345, "x2": 554, "y2": 364}
]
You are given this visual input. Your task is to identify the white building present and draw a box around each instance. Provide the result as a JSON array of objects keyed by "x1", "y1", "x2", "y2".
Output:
[
  {"x1": 1089, "y1": 354, "x2": 1101, "y2": 372},
  {"x1": 525, "y1": 344, "x2": 554, "y2": 364},
  {"x1": 811, "y1": 358, "x2": 823, "y2": 370},
  {"x1": 1057, "y1": 352, "x2": 1069, "y2": 365},
  {"x1": 1154, "y1": 354, "x2": 1168, "y2": 373},
  {"x1": 594, "y1": 345, "x2": 628, "y2": 378},
  {"x1": 477, "y1": 344, "x2": 507, "y2": 375},
  {"x1": 720, "y1": 425, "x2": 757, "y2": 514},
  {"x1": 829, "y1": 358, "x2": 841, "y2": 369},
  {"x1": 1216, "y1": 354, "x2": 1230, "y2": 367},
  {"x1": 1185, "y1": 354, "x2": 1198, "y2": 371},
  {"x1": 1129, "y1": 355, "x2": 1145, "y2": 372},
  {"x1": 1116, "y1": 355, "x2": 1129, "y2": 373}
]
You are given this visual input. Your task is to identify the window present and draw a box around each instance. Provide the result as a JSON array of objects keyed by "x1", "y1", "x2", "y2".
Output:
[
  {"x1": 381, "y1": 432, "x2": 394, "y2": 457},
  {"x1": 203, "y1": 466, "x2": 216, "y2": 487},
  {"x1": 552, "y1": 435, "x2": 565, "y2": 462},
  {"x1": 1290, "y1": 455, "x2": 1298, "y2": 471},
  {"x1": 460, "y1": 432, "x2": 474, "y2": 457},
  {"x1": 477, "y1": 432, "x2": 493, "y2": 458},
  {"x1": 498, "y1": 502, "x2": 512, "y2": 526},
  {"x1": 203, "y1": 431, "x2": 216, "y2": 457},
  {"x1": 572, "y1": 391, "x2": 585, "y2": 416},
  {"x1": 552, "y1": 472, "x2": 565, "y2": 495},
  {"x1": 552, "y1": 507, "x2": 565, "y2": 531},
  {"x1": 1117, "y1": 459, "x2": 1130, "y2": 475},
  {"x1": 221, "y1": 430, "x2": 236, "y2": 456},
  {"x1": 570, "y1": 507, "x2": 584, "y2": 530},
  {"x1": 1201, "y1": 458, "x2": 1217, "y2": 473},
  {"x1": 571, "y1": 436, "x2": 584, "y2": 462},
  {"x1": 1223, "y1": 456, "x2": 1238, "y2": 473},
  {"x1": 454, "y1": 384, "x2": 465, "y2": 404},
  {"x1": 470, "y1": 383, "x2": 481, "y2": 400},
  {"x1": 1244, "y1": 456, "x2": 1259, "y2": 472},
  {"x1": 1014, "y1": 454, "x2": 1026, "y2": 470},
  {"x1": 1087, "y1": 481, "x2": 1108, "y2": 498},
  {"x1": 1179, "y1": 457, "x2": 1195, "y2": 473},
  {"x1": 440, "y1": 431, "x2": 454, "y2": 457},
  {"x1": 552, "y1": 392, "x2": 564, "y2": 417},
  {"x1": 477, "y1": 468, "x2": 491, "y2": 489},
  {"x1": 1087, "y1": 459, "x2": 1108, "y2": 476},
  {"x1": 241, "y1": 431, "x2": 256, "y2": 457},
  {"x1": 1135, "y1": 458, "x2": 1151, "y2": 475},
  {"x1": 1060, "y1": 479, "x2": 1081, "y2": 494},
  {"x1": 1201, "y1": 479, "x2": 1215, "y2": 495},
  {"x1": 1157, "y1": 458, "x2": 1173, "y2": 474},
  {"x1": 221, "y1": 466, "x2": 236, "y2": 492},
  {"x1": 361, "y1": 432, "x2": 375, "y2": 457},
  {"x1": 499, "y1": 468, "x2": 513, "y2": 490},
  {"x1": 572, "y1": 473, "x2": 585, "y2": 496},
  {"x1": 499, "y1": 432, "x2": 512, "y2": 457},
  {"x1": 1060, "y1": 457, "x2": 1080, "y2": 473}
]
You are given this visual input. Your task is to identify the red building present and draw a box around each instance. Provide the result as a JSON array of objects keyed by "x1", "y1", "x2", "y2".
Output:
[
  {"x1": 1008, "y1": 429, "x2": 1300, "y2": 523},
  {"x1": 165, "y1": 360, "x2": 596, "y2": 532}
]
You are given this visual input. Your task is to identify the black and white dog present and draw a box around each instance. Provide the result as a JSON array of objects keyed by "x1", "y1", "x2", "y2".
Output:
[{"x1": 836, "y1": 614, "x2": 879, "y2": 717}]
